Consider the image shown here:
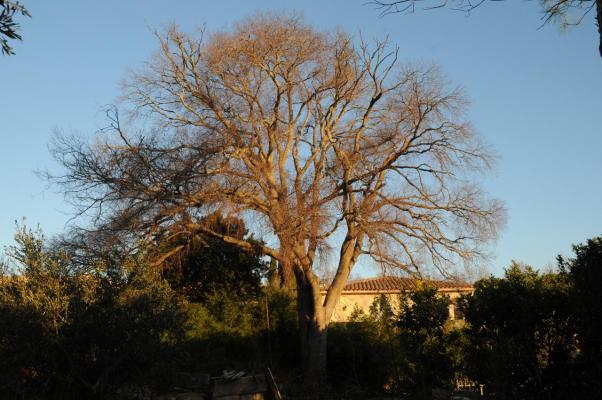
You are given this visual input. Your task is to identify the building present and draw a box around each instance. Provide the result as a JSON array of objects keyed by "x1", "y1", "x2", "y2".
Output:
[{"x1": 322, "y1": 276, "x2": 474, "y2": 323}]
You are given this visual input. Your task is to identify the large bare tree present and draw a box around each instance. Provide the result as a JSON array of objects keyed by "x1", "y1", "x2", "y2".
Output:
[
  {"x1": 50, "y1": 14, "x2": 504, "y2": 383},
  {"x1": 371, "y1": 0, "x2": 602, "y2": 58}
]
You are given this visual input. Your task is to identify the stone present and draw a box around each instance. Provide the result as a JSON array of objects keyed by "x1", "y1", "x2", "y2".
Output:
[
  {"x1": 212, "y1": 375, "x2": 267, "y2": 399},
  {"x1": 174, "y1": 392, "x2": 208, "y2": 400}
]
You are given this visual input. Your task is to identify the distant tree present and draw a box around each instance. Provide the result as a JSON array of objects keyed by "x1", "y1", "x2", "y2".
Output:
[
  {"x1": 370, "y1": 0, "x2": 602, "y2": 58},
  {"x1": 48, "y1": 14, "x2": 504, "y2": 383},
  {"x1": 0, "y1": 0, "x2": 30, "y2": 55}
]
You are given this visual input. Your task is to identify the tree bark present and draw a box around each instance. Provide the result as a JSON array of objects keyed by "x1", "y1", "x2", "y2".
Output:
[
  {"x1": 302, "y1": 319, "x2": 329, "y2": 386},
  {"x1": 279, "y1": 258, "x2": 297, "y2": 293},
  {"x1": 296, "y1": 269, "x2": 328, "y2": 387}
]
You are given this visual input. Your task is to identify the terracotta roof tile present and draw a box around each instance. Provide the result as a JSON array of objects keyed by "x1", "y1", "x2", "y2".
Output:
[{"x1": 328, "y1": 276, "x2": 472, "y2": 293}]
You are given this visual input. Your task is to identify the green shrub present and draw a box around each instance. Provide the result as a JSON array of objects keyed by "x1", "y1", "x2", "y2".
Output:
[{"x1": 0, "y1": 226, "x2": 185, "y2": 399}]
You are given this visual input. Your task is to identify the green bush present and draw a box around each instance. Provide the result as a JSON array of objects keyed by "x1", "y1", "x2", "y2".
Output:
[
  {"x1": 0, "y1": 226, "x2": 185, "y2": 399},
  {"x1": 178, "y1": 287, "x2": 298, "y2": 374},
  {"x1": 462, "y1": 262, "x2": 577, "y2": 399}
]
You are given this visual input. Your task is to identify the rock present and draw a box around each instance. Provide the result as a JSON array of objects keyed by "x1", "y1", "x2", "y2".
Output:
[
  {"x1": 212, "y1": 375, "x2": 267, "y2": 399},
  {"x1": 174, "y1": 393, "x2": 208, "y2": 400}
]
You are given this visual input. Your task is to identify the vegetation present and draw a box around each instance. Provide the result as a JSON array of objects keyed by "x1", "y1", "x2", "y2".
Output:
[
  {"x1": 0, "y1": 226, "x2": 185, "y2": 399},
  {"x1": 0, "y1": 0, "x2": 30, "y2": 55},
  {"x1": 160, "y1": 213, "x2": 268, "y2": 303},
  {"x1": 0, "y1": 225, "x2": 298, "y2": 399},
  {"x1": 462, "y1": 263, "x2": 576, "y2": 399},
  {"x1": 1, "y1": 225, "x2": 602, "y2": 398}
]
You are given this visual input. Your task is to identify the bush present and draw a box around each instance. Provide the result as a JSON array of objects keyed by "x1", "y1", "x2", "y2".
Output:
[
  {"x1": 179, "y1": 287, "x2": 298, "y2": 374},
  {"x1": 327, "y1": 288, "x2": 465, "y2": 398},
  {"x1": 0, "y1": 226, "x2": 185, "y2": 399},
  {"x1": 462, "y1": 262, "x2": 577, "y2": 399}
]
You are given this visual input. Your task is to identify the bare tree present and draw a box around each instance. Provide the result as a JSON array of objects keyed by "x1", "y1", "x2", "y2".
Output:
[
  {"x1": 49, "y1": 14, "x2": 504, "y2": 383},
  {"x1": 370, "y1": 0, "x2": 602, "y2": 58}
]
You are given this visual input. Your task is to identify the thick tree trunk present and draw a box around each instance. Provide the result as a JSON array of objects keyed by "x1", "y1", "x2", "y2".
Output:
[
  {"x1": 296, "y1": 270, "x2": 328, "y2": 387},
  {"x1": 280, "y1": 258, "x2": 297, "y2": 292},
  {"x1": 268, "y1": 257, "x2": 296, "y2": 292},
  {"x1": 290, "y1": 232, "x2": 361, "y2": 387},
  {"x1": 301, "y1": 320, "x2": 328, "y2": 385}
]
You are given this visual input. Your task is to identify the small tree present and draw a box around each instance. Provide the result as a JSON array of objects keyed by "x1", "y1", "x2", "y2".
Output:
[{"x1": 49, "y1": 14, "x2": 504, "y2": 382}]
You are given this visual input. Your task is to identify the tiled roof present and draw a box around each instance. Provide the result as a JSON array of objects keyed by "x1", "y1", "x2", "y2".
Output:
[{"x1": 330, "y1": 276, "x2": 472, "y2": 293}]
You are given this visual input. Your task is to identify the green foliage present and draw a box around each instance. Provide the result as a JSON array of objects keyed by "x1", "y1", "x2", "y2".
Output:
[
  {"x1": 462, "y1": 262, "x2": 576, "y2": 399},
  {"x1": 0, "y1": 226, "x2": 185, "y2": 399},
  {"x1": 396, "y1": 286, "x2": 458, "y2": 399},
  {"x1": 162, "y1": 213, "x2": 267, "y2": 303},
  {"x1": 328, "y1": 294, "x2": 402, "y2": 394},
  {"x1": 5, "y1": 223, "x2": 602, "y2": 399},
  {"x1": 328, "y1": 290, "x2": 460, "y2": 397},
  {"x1": 0, "y1": 0, "x2": 30, "y2": 55},
  {"x1": 559, "y1": 237, "x2": 602, "y2": 396},
  {"x1": 178, "y1": 288, "x2": 298, "y2": 374}
]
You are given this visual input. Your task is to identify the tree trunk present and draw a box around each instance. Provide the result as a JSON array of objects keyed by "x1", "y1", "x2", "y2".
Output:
[
  {"x1": 280, "y1": 258, "x2": 297, "y2": 292},
  {"x1": 296, "y1": 270, "x2": 328, "y2": 387}
]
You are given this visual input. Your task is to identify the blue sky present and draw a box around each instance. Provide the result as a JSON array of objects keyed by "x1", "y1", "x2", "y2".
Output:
[{"x1": 1, "y1": 0, "x2": 601, "y2": 276}]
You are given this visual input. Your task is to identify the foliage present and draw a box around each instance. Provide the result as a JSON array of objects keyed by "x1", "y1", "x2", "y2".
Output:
[
  {"x1": 178, "y1": 286, "x2": 298, "y2": 374},
  {"x1": 559, "y1": 237, "x2": 602, "y2": 396},
  {"x1": 327, "y1": 295, "x2": 401, "y2": 393},
  {"x1": 0, "y1": 0, "x2": 30, "y2": 55},
  {"x1": 396, "y1": 286, "x2": 459, "y2": 398},
  {"x1": 462, "y1": 262, "x2": 577, "y2": 399},
  {"x1": 328, "y1": 289, "x2": 461, "y2": 397},
  {"x1": 0, "y1": 226, "x2": 185, "y2": 399},
  {"x1": 161, "y1": 213, "x2": 267, "y2": 303}
]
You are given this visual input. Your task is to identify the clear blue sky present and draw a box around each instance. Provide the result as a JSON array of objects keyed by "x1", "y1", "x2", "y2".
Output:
[{"x1": 1, "y1": 0, "x2": 601, "y2": 276}]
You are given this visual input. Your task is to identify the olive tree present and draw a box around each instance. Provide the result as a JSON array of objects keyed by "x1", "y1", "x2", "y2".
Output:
[{"x1": 49, "y1": 14, "x2": 504, "y2": 383}]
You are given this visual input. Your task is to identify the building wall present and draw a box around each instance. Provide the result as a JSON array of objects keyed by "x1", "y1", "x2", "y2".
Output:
[{"x1": 324, "y1": 289, "x2": 473, "y2": 323}]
